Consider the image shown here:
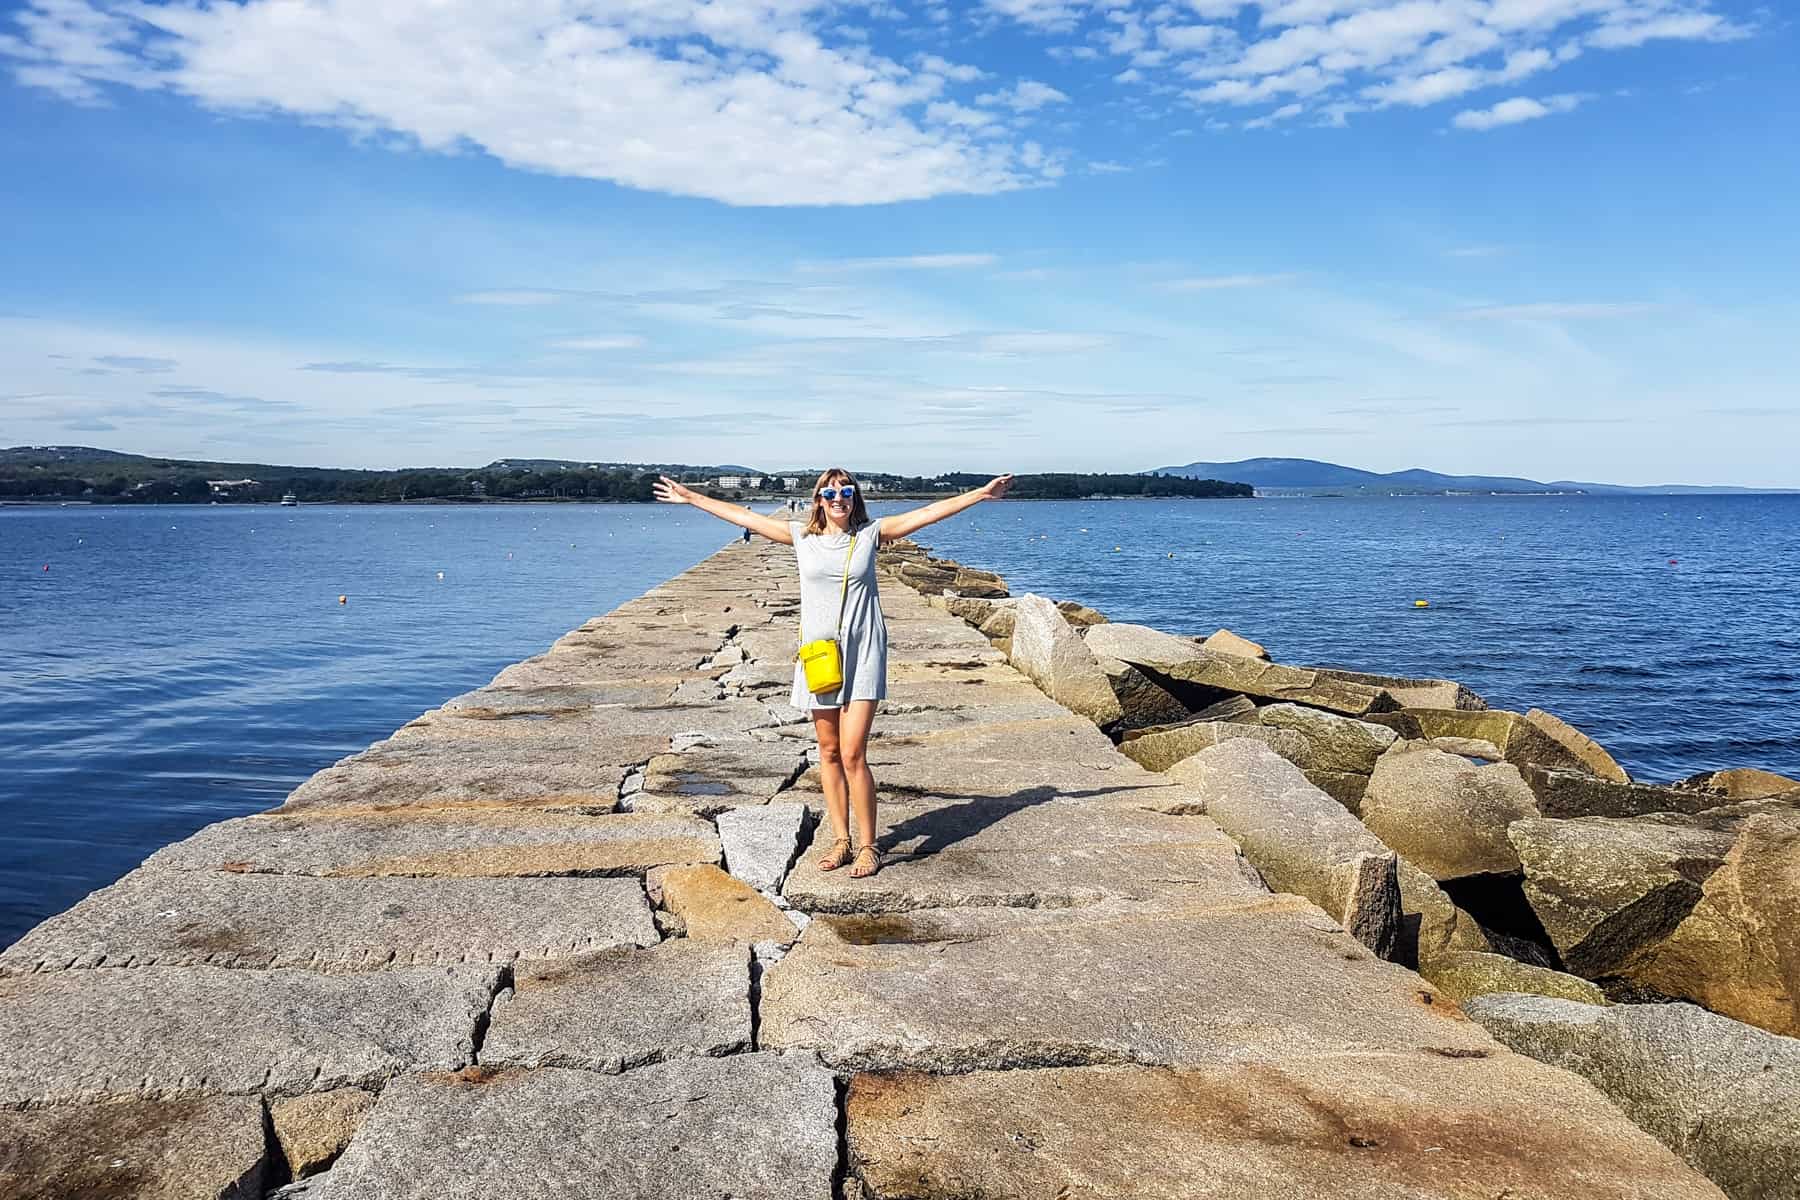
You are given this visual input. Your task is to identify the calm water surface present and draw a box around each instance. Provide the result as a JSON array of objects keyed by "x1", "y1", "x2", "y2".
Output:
[{"x1": 3, "y1": 494, "x2": 1797, "y2": 946}]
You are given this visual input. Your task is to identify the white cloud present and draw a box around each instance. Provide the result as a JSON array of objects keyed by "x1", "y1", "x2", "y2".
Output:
[
  {"x1": 975, "y1": 331, "x2": 1114, "y2": 354},
  {"x1": 0, "y1": 0, "x2": 1069, "y2": 206},
  {"x1": 1161, "y1": 272, "x2": 1299, "y2": 290},
  {"x1": 1451, "y1": 92, "x2": 1584, "y2": 129},
  {"x1": 1453, "y1": 301, "x2": 1659, "y2": 319},
  {"x1": 455, "y1": 290, "x2": 566, "y2": 306},
  {"x1": 1088, "y1": 159, "x2": 1132, "y2": 172},
  {"x1": 801, "y1": 253, "x2": 1001, "y2": 271},
  {"x1": 978, "y1": 79, "x2": 1073, "y2": 112},
  {"x1": 547, "y1": 335, "x2": 649, "y2": 352}
]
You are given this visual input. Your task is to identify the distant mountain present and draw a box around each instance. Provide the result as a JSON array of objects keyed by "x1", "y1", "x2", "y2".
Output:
[
  {"x1": 1152, "y1": 457, "x2": 1796, "y2": 495},
  {"x1": 484, "y1": 458, "x2": 762, "y2": 475},
  {"x1": 0, "y1": 445, "x2": 150, "y2": 465}
]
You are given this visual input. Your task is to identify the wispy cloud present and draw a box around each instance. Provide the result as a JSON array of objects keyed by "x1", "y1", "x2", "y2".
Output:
[
  {"x1": 801, "y1": 253, "x2": 999, "y2": 272},
  {"x1": 92, "y1": 354, "x2": 177, "y2": 372},
  {"x1": 455, "y1": 290, "x2": 567, "y2": 306},
  {"x1": 1453, "y1": 302, "x2": 1660, "y2": 320},
  {"x1": 1160, "y1": 273, "x2": 1298, "y2": 291},
  {"x1": 546, "y1": 335, "x2": 648, "y2": 352},
  {"x1": 1452, "y1": 94, "x2": 1585, "y2": 132}
]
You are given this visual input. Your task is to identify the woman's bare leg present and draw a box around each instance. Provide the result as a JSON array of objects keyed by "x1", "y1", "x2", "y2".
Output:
[
  {"x1": 839, "y1": 700, "x2": 881, "y2": 876},
  {"x1": 812, "y1": 709, "x2": 852, "y2": 869}
]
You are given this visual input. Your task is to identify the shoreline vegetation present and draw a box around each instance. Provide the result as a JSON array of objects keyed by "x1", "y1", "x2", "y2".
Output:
[{"x1": 0, "y1": 447, "x2": 1251, "y2": 505}]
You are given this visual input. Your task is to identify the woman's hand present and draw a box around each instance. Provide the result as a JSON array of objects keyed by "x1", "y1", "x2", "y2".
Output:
[
  {"x1": 653, "y1": 475, "x2": 694, "y2": 505},
  {"x1": 979, "y1": 474, "x2": 1014, "y2": 501}
]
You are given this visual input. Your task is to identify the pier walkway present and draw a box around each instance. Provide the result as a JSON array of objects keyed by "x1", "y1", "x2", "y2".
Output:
[{"x1": 0, "y1": 538, "x2": 1723, "y2": 1198}]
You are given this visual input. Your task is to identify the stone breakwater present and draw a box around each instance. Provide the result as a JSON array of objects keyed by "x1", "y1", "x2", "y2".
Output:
[{"x1": 0, "y1": 536, "x2": 1789, "y2": 1198}]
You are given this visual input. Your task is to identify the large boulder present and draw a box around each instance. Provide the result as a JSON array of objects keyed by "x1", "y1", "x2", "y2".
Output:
[
  {"x1": 1095, "y1": 656, "x2": 1190, "y2": 732},
  {"x1": 1467, "y1": 994, "x2": 1800, "y2": 1200},
  {"x1": 1007, "y1": 594, "x2": 1123, "y2": 726},
  {"x1": 1627, "y1": 812, "x2": 1800, "y2": 1037},
  {"x1": 1200, "y1": 628, "x2": 1267, "y2": 659},
  {"x1": 1361, "y1": 745, "x2": 1540, "y2": 881},
  {"x1": 1083, "y1": 624, "x2": 1396, "y2": 717},
  {"x1": 1169, "y1": 741, "x2": 1402, "y2": 959},
  {"x1": 1421, "y1": 950, "x2": 1606, "y2": 1007},
  {"x1": 1310, "y1": 668, "x2": 1486, "y2": 711},
  {"x1": 1679, "y1": 767, "x2": 1800, "y2": 802},
  {"x1": 1375, "y1": 708, "x2": 1607, "y2": 777},
  {"x1": 1506, "y1": 811, "x2": 1740, "y2": 979},
  {"x1": 1121, "y1": 720, "x2": 1309, "y2": 774},
  {"x1": 1523, "y1": 764, "x2": 1734, "y2": 819},
  {"x1": 1525, "y1": 708, "x2": 1630, "y2": 783},
  {"x1": 1254, "y1": 704, "x2": 1398, "y2": 774}
]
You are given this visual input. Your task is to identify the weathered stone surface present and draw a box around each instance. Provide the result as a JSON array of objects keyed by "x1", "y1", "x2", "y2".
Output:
[
  {"x1": 0, "y1": 965, "x2": 495, "y2": 1106},
  {"x1": 1086, "y1": 624, "x2": 1396, "y2": 716},
  {"x1": 661, "y1": 864, "x2": 797, "y2": 944},
  {"x1": 1096, "y1": 655, "x2": 1190, "y2": 731},
  {"x1": 1362, "y1": 745, "x2": 1540, "y2": 880},
  {"x1": 847, "y1": 1054, "x2": 1722, "y2": 1200},
  {"x1": 1467, "y1": 995, "x2": 1800, "y2": 1200},
  {"x1": 1008, "y1": 594, "x2": 1123, "y2": 725},
  {"x1": 281, "y1": 735, "x2": 634, "y2": 816},
  {"x1": 715, "y1": 802, "x2": 808, "y2": 892},
  {"x1": 1395, "y1": 858, "x2": 1494, "y2": 966},
  {"x1": 1254, "y1": 703, "x2": 1398, "y2": 773},
  {"x1": 783, "y1": 796, "x2": 1259, "y2": 913},
  {"x1": 270, "y1": 1088, "x2": 376, "y2": 1179},
  {"x1": 1385, "y1": 707, "x2": 1603, "y2": 777},
  {"x1": 1525, "y1": 707, "x2": 1630, "y2": 782},
  {"x1": 0, "y1": 870, "x2": 655, "y2": 972},
  {"x1": 761, "y1": 898, "x2": 1494, "y2": 1072},
  {"x1": 976, "y1": 605, "x2": 1015, "y2": 639},
  {"x1": 481, "y1": 941, "x2": 750, "y2": 1071},
  {"x1": 145, "y1": 810, "x2": 720, "y2": 878},
  {"x1": 632, "y1": 738, "x2": 809, "y2": 816},
  {"x1": 1628, "y1": 812, "x2": 1800, "y2": 1036},
  {"x1": 1305, "y1": 769, "x2": 1370, "y2": 814},
  {"x1": 1201, "y1": 627, "x2": 1268, "y2": 658},
  {"x1": 1312, "y1": 668, "x2": 1486, "y2": 711},
  {"x1": 1680, "y1": 767, "x2": 1800, "y2": 801},
  {"x1": 1524, "y1": 763, "x2": 1737, "y2": 819},
  {"x1": 1167, "y1": 742, "x2": 1400, "y2": 959},
  {"x1": 1124, "y1": 719, "x2": 1310, "y2": 773},
  {"x1": 1056, "y1": 599, "x2": 1107, "y2": 626},
  {"x1": 1429, "y1": 735, "x2": 1506, "y2": 761},
  {"x1": 1507, "y1": 812, "x2": 1739, "y2": 978},
  {"x1": 0, "y1": 1095, "x2": 271, "y2": 1200},
  {"x1": 1422, "y1": 950, "x2": 1607, "y2": 1006},
  {"x1": 315, "y1": 1056, "x2": 837, "y2": 1200}
]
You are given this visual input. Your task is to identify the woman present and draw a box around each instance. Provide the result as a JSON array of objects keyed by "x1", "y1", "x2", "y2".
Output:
[{"x1": 653, "y1": 468, "x2": 1012, "y2": 878}]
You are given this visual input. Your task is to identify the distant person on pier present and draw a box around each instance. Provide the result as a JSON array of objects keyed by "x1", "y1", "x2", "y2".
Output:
[{"x1": 654, "y1": 468, "x2": 1013, "y2": 877}]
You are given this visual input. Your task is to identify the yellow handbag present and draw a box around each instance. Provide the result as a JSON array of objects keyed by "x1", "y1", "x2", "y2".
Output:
[{"x1": 797, "y1": 533, "x2": 856, "y2": 695}]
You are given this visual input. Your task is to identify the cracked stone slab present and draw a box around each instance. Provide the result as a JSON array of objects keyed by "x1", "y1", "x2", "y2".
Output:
[
  {"x1": 846, "y1": 1054, "x2": 1724, "y2": 1200},
  {"x1": 660, "y1": 865, "x2": 797, "y2": 944},
  {"x1": 480, "y1": 941, "x2": 750, "y2": 1072},
  {"x1": 281, "y1": 735, "x2": 638, "y2": 816},
  {"x1": 310, "y1": 1056, "x2": 836, "y2": 1200},
  {"x1": 0, "y1": 1095, "x2": 271, "y2": 1199},
  {"x1": 760, "y1": 897, "x2": 1492, "y2": 1072},
  {"x1": 783, "y1": 797, "x2": 1260, "y2": 913},
  {"x1": 631, "y1": 741, "x2": 810, "y2": 816},
  {"x1": 0, "y1": 871, "x2": 655, "y2": 973},
  {"x1": 716, "y1": 803, "x2": 809, "y2": 892},
  {"x1": 0, "y1": 964, "x2": 496, "y2": 1106},
  {"x1": 145, "y1": 810, "x2": 720, "y2": 878}
]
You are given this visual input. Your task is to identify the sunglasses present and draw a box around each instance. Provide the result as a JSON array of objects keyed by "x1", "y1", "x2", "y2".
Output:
[{"x1": 817, "y1": 486, "x2": 856, "y2": 501}]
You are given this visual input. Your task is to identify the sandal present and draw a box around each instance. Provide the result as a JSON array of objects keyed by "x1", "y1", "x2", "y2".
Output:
[
  {"x1": 818, "y1": 836, "x2": 853, "y2": 872},
  {"x1": 849, "y1": 844, "x2": 883, "y2": 879}
]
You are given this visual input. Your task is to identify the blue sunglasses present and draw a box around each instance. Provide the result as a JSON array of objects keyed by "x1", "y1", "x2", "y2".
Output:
[{"x1": 818, "y1": 486, "x2": 856, "y2": 501}]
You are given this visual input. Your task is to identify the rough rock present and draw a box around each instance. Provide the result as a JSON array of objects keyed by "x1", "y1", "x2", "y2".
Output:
[
  {"x1": 1395, "y1": 858, "x2": 1494, "y2": 966},
  {"x1": 145, "y1": 810, "x2": 720, "y2": 878},
  {"x1": 0, "y1": 1095, "x2": 271, "y2": 1199},
  {"x1": 1429, "y1": 735, "x2": 1506, "y2": 761},
  {"x1": 1096, "y1": 655, "x2": 1190, "y2": 731},
  {"x1": 481, "y1": 941, "x2": 750, "y2": 1071},
  {"x1": 1007, "y1": 594, "x2": 1123, "y2": 725},
  {"x1": 1421, "y1": 950, "x2": 1607, "y2": 1006},
  {"x1": 1467, "y1": 994, "x2": 1800, "y2": 1200},
  {"x1": 1627, "y1": 812, "x2": 1800, "y2": 1036},
  {"x1": 270, "y1": 1088, "x2": 377, "y2": 1179},
  {"x1": 976, "y1": 606, "x2": 1015, "y2": 639},
  {"x1": 846, "y1": 1053, "x2": 1722, "y2": 1200},
  {"x1": 1201, "y1": 628, "x2": 1268, "y2": 659},
  {"x1": 1507, "y1": 812, "x2": 1739, "y2": 978},
  {"x1": 1254, "y1": 703, "x2": 1399, "y2": 773},
  {"x1": 0, "y1": 870, "x2": 655, "y2": 972},
  {"x1": 1679, "y1": 767, "x2": 1800, "y2": 801},
  {"x1": 1167, "y1": 741, "x2": 1401, "y2": 959},
  {"x1": 1310, "y1": 668, "x2": 1486, "y2": 711},
  {"x1": 0, "y1": 965, "x2": 496, "y2": 1106},
  {"x1": 630, "y1": 739, "x2": 809, "y2": 816},
  {"x1": 314, "y1": 1056, "x2": 838, "y2": 1200},
  {"x1": 761, "y1": 898, "x2": 1495, "y2": 1072},
  {"x1": 1379, "y1": 707, "x2": 1604, "y2": 777},
  {"x1": 1524, "y1": 764, "x2": 1740, "y2": 819},
  {"x1": 1055, "y1": 599, "x2": 1108, "y2": 627},
  {"x1": 660, "y1": 864, "x2": 798, "y2": 944},
  {"x1": 1305, "y1": 769, "x2": 1371, "y2": 814},
  {"x1": 1525, "y1": 708, "x2": 1630, "y2": 782},
  {"x1": 1086, "y1": 624, "x2": 1396, "y2": 716},
  {"x1": 783, "y1": 797, "x2": 1261, "y2": 913},
  {"x1": 1361, "y1": 745, "x2": 1540, "y2": 880},
  {"x1": 715, "y1": 803, "x2": 808, "y2": 893},
  {"x1": 1124, "y1": 720, "x2": 1311, "y2": 773},
  {"x1": 280, "y1": 735, "x2": 634, "y2": 816}
]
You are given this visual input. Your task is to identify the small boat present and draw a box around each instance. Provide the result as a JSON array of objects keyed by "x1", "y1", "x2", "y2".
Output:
[{"x1": 280, "y1": 492, "x2": 298, "y2": 506}]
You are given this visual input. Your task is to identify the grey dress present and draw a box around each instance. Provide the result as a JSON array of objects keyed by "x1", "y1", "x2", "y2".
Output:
[{"x1": 788, "y1": 518, "x2": 887, "y2": 712}]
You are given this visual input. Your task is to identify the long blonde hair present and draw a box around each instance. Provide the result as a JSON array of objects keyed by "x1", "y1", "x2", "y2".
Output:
[{"x1": 803, "y1": 467, "x2": 871, "y2": 536}]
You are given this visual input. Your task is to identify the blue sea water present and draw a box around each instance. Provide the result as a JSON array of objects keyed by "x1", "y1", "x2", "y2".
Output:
[{"x1": 2, "y1": 494, "x2": 1797, "y2": 947}]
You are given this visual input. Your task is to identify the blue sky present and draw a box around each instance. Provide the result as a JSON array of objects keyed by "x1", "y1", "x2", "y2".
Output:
[{"x1": 1, "y1": 0, "x2": 1794, "y2": 484}]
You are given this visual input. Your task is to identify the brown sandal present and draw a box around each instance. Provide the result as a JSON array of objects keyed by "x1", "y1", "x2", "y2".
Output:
[
  {"x1": 849, "y1": 844, "x2": 882, "y2": 879},
  {"x1": 818, "y1": 836, "x2": 853, "y2": 872}
]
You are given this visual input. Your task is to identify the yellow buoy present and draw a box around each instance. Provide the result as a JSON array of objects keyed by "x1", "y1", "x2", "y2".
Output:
[{"x1": 1414, "y1": 599, "x2": 1430, "y2": 608}]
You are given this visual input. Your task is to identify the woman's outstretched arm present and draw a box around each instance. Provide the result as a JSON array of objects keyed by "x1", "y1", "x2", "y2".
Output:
[
  {"x1": 879, "y1": 475, "x2": 1013, "y2": 543},
  {"x1": 654, "y1": 476, "x2": 795, "y2": 545}
]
